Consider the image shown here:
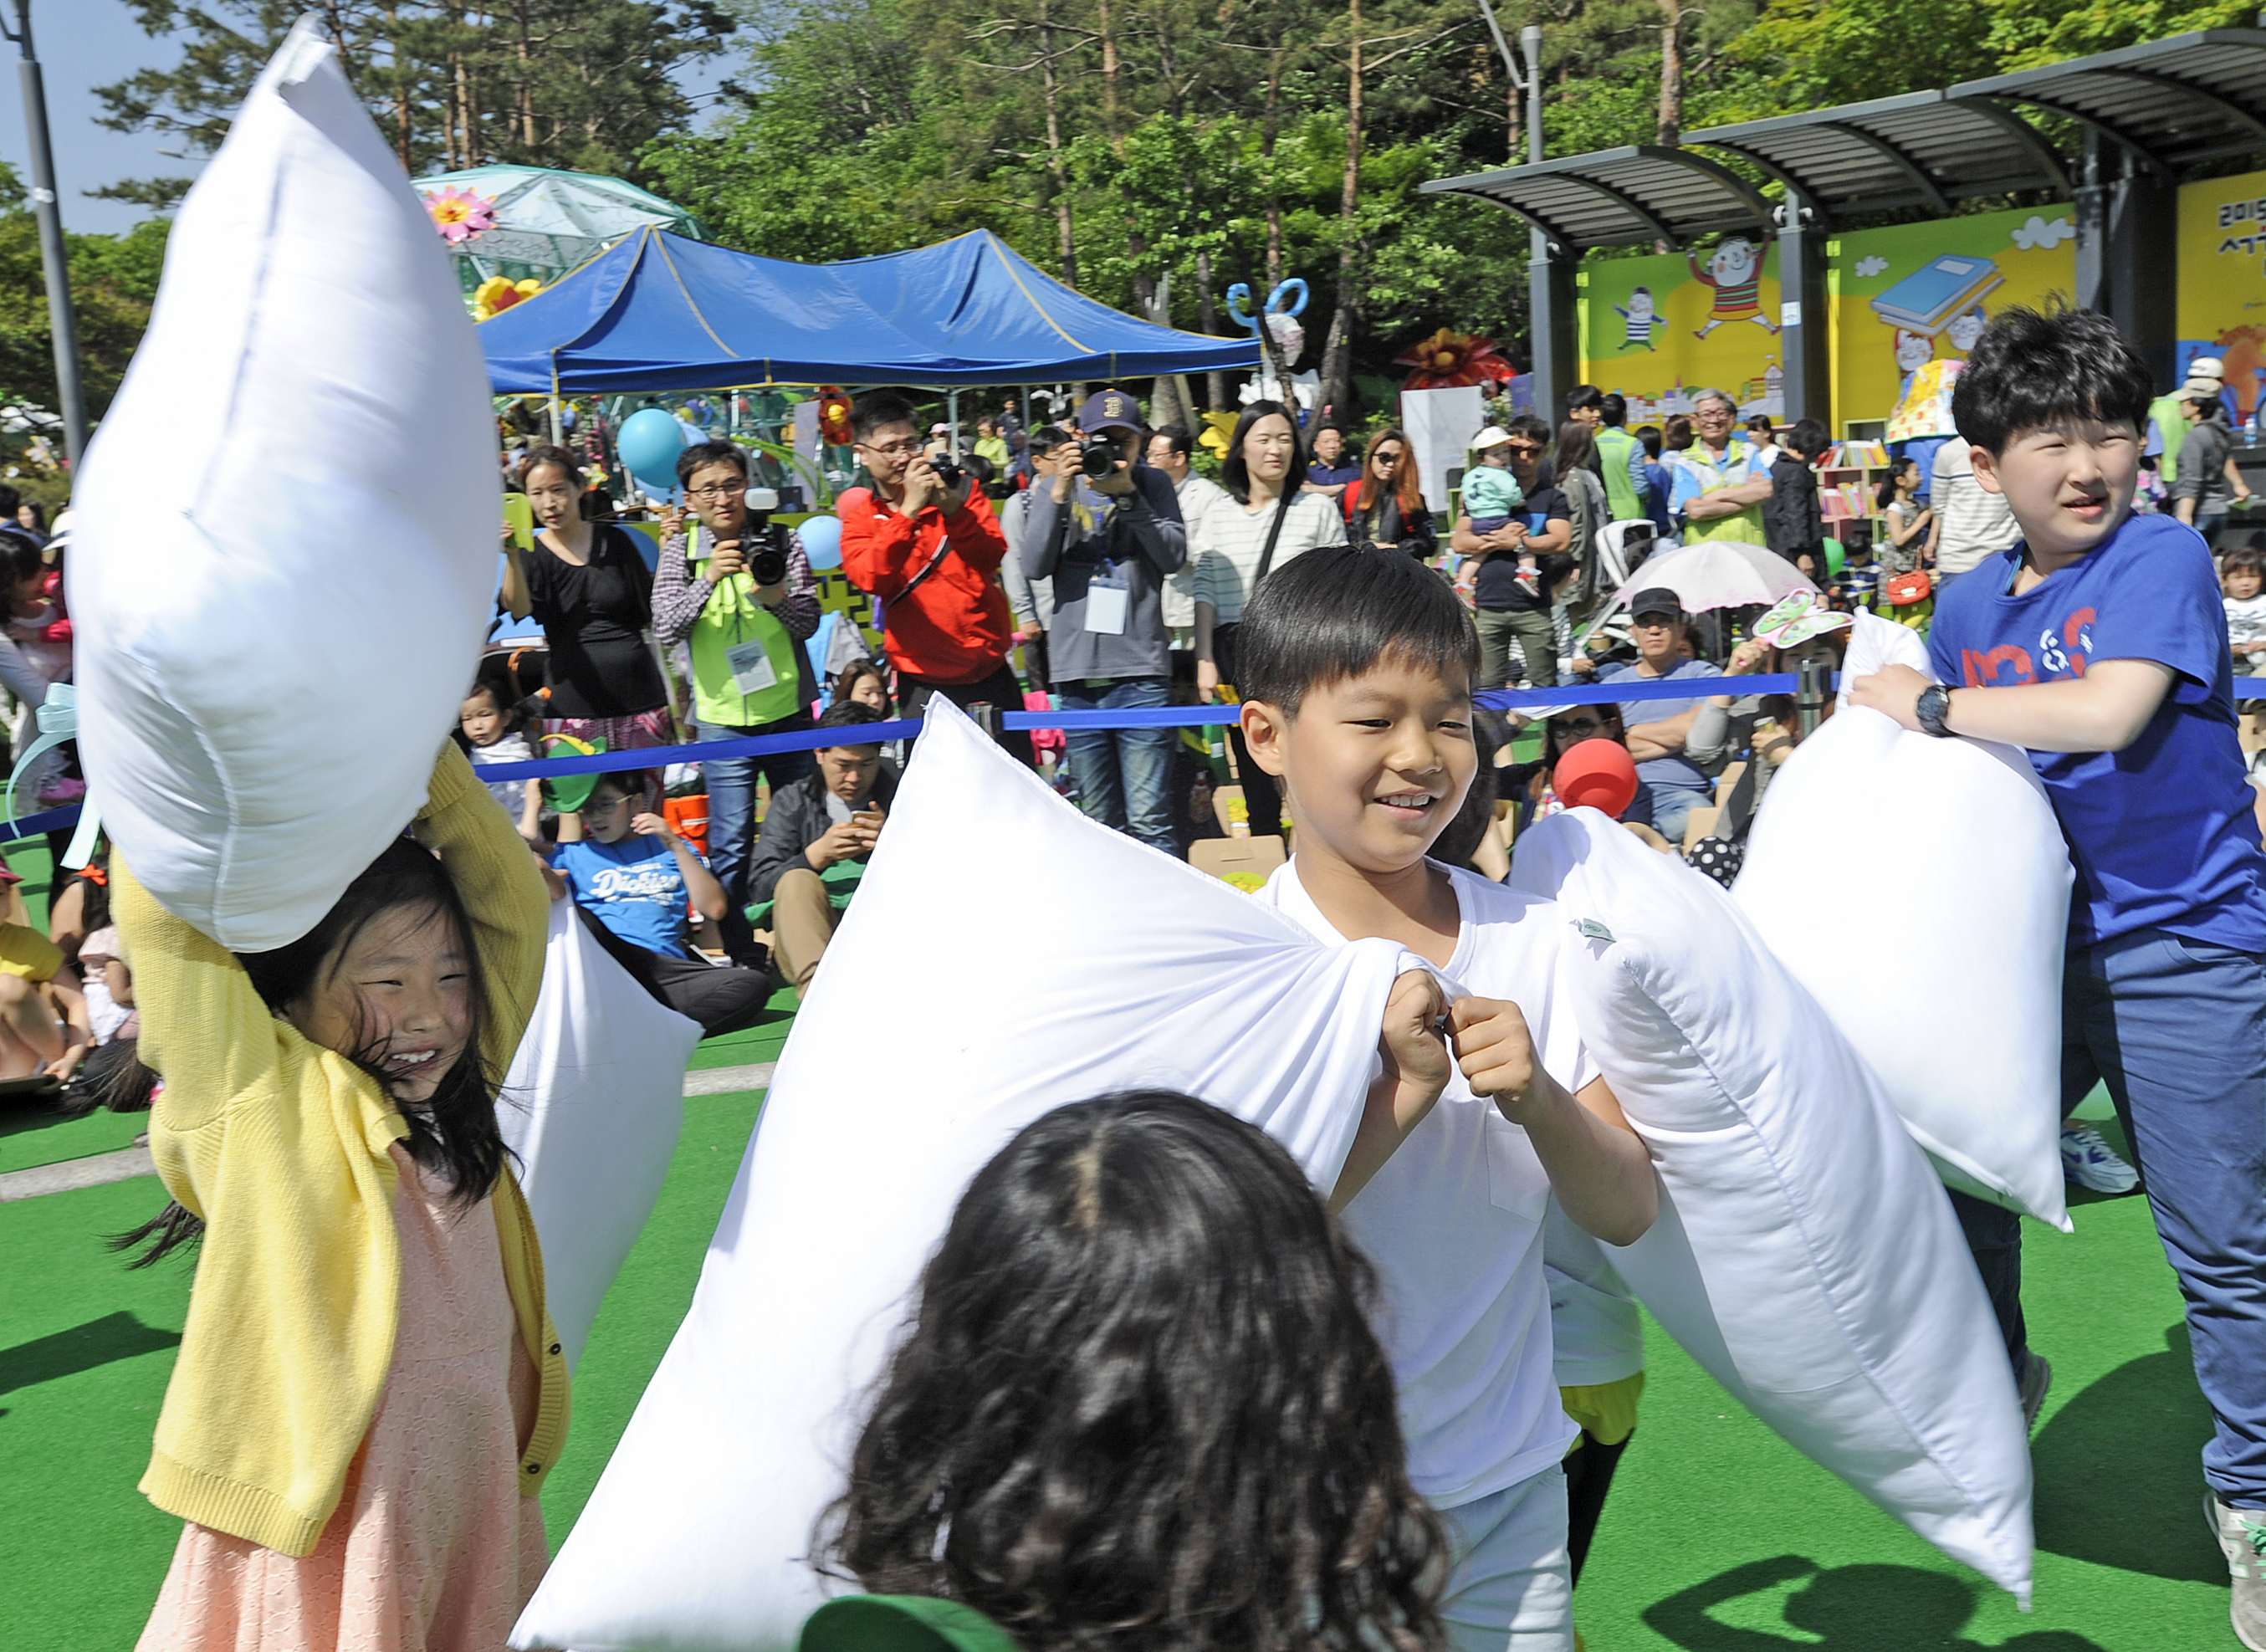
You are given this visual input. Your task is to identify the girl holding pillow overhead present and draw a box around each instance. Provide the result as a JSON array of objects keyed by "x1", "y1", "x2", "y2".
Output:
[
  {"x1": 1232, "y1": 543, "x2": 1658, "y2": 1652},
  {"x1": 120, "y1": 744, "x2": 568, "y2": 1652}
]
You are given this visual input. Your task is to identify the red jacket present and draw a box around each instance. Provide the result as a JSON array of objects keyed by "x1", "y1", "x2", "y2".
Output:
[{"x1": 838, "y1": 485, "x2": 1014, "y2": 684}]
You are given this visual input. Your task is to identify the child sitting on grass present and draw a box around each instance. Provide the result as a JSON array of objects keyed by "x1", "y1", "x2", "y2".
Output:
[
  {"x1": 1232, "y1": 541, "x2": 1657, "y2": 1652},
  {"x1": 1853, "y1": 303, "x2": 2266, "y2": 1652},
  {"x1": 551, "y1": 769, "x2": 771, "y2": 1037},
  {"x1": 818, "y1": 1091, "x2": 1452, "y2": 1652}
]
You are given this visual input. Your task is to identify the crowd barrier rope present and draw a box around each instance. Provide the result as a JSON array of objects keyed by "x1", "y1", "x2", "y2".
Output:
[{"x1": 0, "y1": 673, "x2": 1830, "y2": 847}]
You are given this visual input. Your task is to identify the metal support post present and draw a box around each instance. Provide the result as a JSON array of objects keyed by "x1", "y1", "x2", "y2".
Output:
[
  {"x1": 1774, "y1": 197, "x2": 1829, "y2": 427},
  {"x1": 2, "y1": 0, "x2": 88, "y2": 468}
]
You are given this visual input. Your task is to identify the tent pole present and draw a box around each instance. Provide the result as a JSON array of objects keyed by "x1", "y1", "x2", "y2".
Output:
[{"x1": 949, "y1": 387, "x2": 960, "y2": 456}]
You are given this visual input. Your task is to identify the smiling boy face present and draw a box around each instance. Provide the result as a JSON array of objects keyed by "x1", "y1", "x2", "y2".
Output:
[
  {"x1": 1971, "y1": 416, "x2": 2140, "y2": 564},
  {"x1": 1246, "y1": 655, "x2": 1477, "y2": 877}
]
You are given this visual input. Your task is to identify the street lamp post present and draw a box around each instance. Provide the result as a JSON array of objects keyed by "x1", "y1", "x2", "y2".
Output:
[{"x1": 1, "y1": 0, "x2": 88, "y2": 470}]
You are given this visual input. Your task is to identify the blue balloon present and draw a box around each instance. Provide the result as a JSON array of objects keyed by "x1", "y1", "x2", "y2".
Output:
[
  {"x1": 619, "y1": 407, "x2": 688, "y2": 494},
  {"x1": 797, "y1": 513, "x2": 844, "y2": 570}
]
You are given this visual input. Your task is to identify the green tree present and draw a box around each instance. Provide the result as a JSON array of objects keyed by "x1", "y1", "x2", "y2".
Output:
[
  {"x1": 95, "y1": 0, "x2": 735, "y2": 197},
  {"x1": 0, "y1": 165, "x2": 171, "y2": 427}
]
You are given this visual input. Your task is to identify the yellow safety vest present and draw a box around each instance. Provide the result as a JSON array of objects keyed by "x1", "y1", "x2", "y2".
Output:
[{"x1": 687, "y1": 524, "x2": 802, "y2": 729}]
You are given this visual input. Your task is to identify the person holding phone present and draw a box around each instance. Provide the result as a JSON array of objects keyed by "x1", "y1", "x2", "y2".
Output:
[
  {"x1": 744, "y1": 702, "x2": 899, "y2": 999},
  {"x1": 655, "y1": 440, "x2": 821, "y2": 970}
]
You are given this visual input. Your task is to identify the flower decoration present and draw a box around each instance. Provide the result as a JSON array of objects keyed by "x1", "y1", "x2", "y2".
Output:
[
  {"x1": 426, "y1": 185, "x2": 496, "y2": 246},
  {"x1": 816, "y1": 386, "x2": 855, "y2": 448},
  {"x1": 1394, "y1": 328, "x2": 1517, "y2": 391},
  {"x1": 473, "y1": 275, "x2": 544, "y2": 320}
]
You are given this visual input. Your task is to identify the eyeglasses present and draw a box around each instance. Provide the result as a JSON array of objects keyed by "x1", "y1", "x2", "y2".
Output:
[
  {"x1": 859, "y1": 439, "x2": 921, "y2": 459},
  {"x1": 686, "y1": 481, "x2": 745, "y2": 499},
  {"x1": 1630, "y1": 616, "x2": 1678, "y2": 631},
  {"x1": 1558, "y1": 715, "x2": 1606, "y2": 735},
  {"x1": 1374, "y1": 448, "x2": 1404, "y2": 463}
]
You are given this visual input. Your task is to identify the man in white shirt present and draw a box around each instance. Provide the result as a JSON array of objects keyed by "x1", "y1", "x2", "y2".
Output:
[
  {"x1": 1147, "y1": 424, "x2": 1230, "y2": 666},
  {"x1": 1924, "y1": 439, "x2": 2022, "y2": 592}
]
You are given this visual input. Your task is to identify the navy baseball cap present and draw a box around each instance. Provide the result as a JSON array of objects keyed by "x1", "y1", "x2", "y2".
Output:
[{"x1": 1077, "y1": 388, "x2": 1143, "y2": 435}]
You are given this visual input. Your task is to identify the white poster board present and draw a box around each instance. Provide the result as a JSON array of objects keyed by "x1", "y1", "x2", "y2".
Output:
[{"x1": 1401, "y1": 386, "x2": 1486, "y2": 514}]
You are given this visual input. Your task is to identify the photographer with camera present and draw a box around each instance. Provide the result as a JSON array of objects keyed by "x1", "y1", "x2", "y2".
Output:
[
  {"x1": 1022, "y1": 388, "x2": 1187, "y2": 855},
  {"x1": 840, "y1": 391, "x2": 1034, "y2": 764},
  {"x1": 656, "y1": 440, "x2": 821, "y2": 969}
]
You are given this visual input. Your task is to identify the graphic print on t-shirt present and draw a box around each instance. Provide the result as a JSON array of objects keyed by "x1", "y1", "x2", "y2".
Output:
[{"x1": 1955, "y1": 606, "x2": 2097, "y2": 687}]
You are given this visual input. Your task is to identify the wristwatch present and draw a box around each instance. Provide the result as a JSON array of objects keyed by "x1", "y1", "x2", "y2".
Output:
[{"x1": 1915, "y1": 683, "x2": 1956, "y2": 739}]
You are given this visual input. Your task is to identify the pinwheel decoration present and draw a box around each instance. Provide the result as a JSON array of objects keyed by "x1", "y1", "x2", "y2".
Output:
[
  {"x1": 426, "y1": 184, "x2": 497, "y2": 246},
  {"x1": 1395, "y1": 328, "x2": 1517, "y2": 391},
  {"x1": 816, "y1": 387, "x2": 855, "y2": 448}
]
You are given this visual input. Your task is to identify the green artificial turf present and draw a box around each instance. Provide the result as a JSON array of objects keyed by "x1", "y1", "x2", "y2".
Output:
[
  {"x1": 0, "y1": 1096, "x2": 146, "y2": 1174},
  {"x1": 1, "y1": 1085, "x2": 2238, "y2": 1651}
]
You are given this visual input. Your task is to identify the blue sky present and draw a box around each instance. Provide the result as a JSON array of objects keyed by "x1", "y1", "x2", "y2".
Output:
[{"x1": 1, "y1": 0, "x2": 738, "y2": 238}]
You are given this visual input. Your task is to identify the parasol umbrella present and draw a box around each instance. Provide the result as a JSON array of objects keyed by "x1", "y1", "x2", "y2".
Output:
[{"x1": 1607, "y1": 539, "x2": 1817, "y2": 615}]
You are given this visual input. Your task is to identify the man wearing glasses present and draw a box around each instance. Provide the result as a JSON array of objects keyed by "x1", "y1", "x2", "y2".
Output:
[
  {"x1": 839, "y1": 390, "x2": 1034, "y2": 765},
  {"x1": 654, "y1": 440, "x2": 823, "y2": 969},
  {"x1": 1666, "y1": 388, "x2": 1775, "y2": 545}
]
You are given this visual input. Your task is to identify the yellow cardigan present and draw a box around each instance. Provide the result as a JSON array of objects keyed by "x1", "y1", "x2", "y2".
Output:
[{"x1": 115, "y1": 742, "x2": 567, "y2": 1558}]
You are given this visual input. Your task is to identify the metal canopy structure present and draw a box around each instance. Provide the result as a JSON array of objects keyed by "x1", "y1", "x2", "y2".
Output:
[
  {"x1": 1951, "y1": 28, "x2": 2266, "y2": 179},
  {"x1": 1427, "y1": 28, "x2": 2266, "y2": 424},
  {"x1": 1418, "y1": 146, "x2": 1771, "y2": 252},
  {"x1": 1685, "y1": 91, "x2": 2067, "y2": 222}
]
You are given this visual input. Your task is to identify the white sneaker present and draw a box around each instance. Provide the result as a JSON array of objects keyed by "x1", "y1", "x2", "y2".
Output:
[
  {"x1": 2207, "y1": 1493, "x2": 2266, "y2": 1651},
  {"x1": 2060, "y1": 1123, "x2": 2141, "y2": 1194}
]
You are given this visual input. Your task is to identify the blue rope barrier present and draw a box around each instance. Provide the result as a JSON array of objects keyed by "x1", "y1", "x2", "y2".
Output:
[{"x1": 7, "y1": 673, "x2": 1842, "y2": 810}]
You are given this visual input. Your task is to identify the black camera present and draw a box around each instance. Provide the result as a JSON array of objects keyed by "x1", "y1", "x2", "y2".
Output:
[
  {"x1": 1079, "y1": 436, "x2": 1123, "y2": 478},
  {"x1": 739, "y1": 487, "x2": 790, "y2": 586},
  {"x1": 928, "y1": 453, "x2": 965, "y2": 489}
]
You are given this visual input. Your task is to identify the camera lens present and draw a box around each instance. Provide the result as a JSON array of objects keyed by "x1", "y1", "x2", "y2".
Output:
[
  {"x1": 749, "y1": 546, "x2": 788, "y2": 586},
  {"x1": 1081, "y1": 438, "x2": 1118, "y2": 478}
]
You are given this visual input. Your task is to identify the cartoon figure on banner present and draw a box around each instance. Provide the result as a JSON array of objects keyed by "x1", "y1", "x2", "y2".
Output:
[
  {"x1": 1615, "y1": 286, "x2": 1660, "y2": 351},
  {"x1": 1946, "y1": 307, "x2": 1989, "y2": 354},
  {"x1": 1689, "y1": 238, "x2": 1780, "y2": 340},
  {"x1": 2212, "y1": 329, "x2": 2266, "y2": 427}
]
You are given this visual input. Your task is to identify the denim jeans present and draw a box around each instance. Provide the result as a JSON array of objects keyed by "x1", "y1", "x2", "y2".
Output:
[
  {"x1": 1645, "y1": 780, "x2": 1709, "y2": 846},
  {"x1": 698, "y1": 715, "x2": 814, "y2": 961},
  {"x1": 1058, "y1": 677, "x2": 1177, "y2": 857},
  {"x1": 2062, "y1": 928, "x2": 2266, "y2": 1506}
]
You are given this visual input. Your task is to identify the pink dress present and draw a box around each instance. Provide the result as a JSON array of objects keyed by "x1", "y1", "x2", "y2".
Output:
[{"x1": 139, "y1": 1146, "x2": 550, "y2": 1651}]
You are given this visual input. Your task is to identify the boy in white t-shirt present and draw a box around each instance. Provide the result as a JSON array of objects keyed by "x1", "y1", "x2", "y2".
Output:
[{"x1": 1232, "y1": 542, "x2": 1659, "y2": 1652}]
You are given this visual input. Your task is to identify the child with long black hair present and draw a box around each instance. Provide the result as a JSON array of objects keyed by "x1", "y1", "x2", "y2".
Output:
[
  {"x1": 822, "y1": 1091, "x2": 1451, "y2": 1652},
  {"x1": 120, "y1": 742, "x2": 566, "y2": 1651}
]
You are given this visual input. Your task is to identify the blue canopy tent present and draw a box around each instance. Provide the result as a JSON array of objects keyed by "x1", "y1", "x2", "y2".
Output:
[{"x1": 478, "y1": 226, "x2": 1258, "y2": 391}]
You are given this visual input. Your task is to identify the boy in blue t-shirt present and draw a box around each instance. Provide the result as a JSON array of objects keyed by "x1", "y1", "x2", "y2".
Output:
[
  {"x1": 550, "y1": 770, "x2": 771, "y2": 1037},
  {"x1": 1853, "y1": 305, "x2": 2266, "y2": 1647}
]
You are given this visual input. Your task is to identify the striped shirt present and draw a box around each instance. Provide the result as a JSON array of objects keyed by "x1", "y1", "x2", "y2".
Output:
[{"x1": 1192, "y1": 491, "x2": 1347, "y2": 623}]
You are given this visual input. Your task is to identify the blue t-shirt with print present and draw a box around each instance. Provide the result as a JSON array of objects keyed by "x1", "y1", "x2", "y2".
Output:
[
  {"x1": 1926, "y1": 510, "x2": 2266, "y2": 950},
  {"x1": 554, "y1": 834, "x2": 702, "y2": 959}
]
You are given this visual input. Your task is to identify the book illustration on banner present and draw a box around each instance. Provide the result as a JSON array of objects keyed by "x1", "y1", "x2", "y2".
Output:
[{"x1": 1870, "y1": 255, "x2": 2007, "y2": 335}]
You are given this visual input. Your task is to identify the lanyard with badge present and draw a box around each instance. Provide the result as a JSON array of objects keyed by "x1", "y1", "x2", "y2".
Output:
[
  {"x1": 1086, "y1": 556, "x2": 1129, "y2": 636},
  {"x1": 691, "y1": 521, "x2": 785, "y2": 695}
]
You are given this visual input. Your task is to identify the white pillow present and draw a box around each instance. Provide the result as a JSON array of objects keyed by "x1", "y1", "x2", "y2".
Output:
[
  {"x1": 1736, "y1": 611, "x2": 2073, "y2": 1225},
  {"x1": 1510, "y1": 808, "x2": 2035, "y2": 1603},
  {"x1": 500, "y1": 900, "x2": 704, "y2": 1369},
  {"x1": 70, "y1": 21, "x2": 499, "y2": 950},
  {"x1": 510, "y1": 702, "x2": 1411, "y2": 1652}
]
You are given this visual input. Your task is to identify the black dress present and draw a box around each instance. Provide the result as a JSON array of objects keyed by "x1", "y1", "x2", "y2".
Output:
[{"x1": 524, "y1": 526, "x2": 668, "y2": 718}]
